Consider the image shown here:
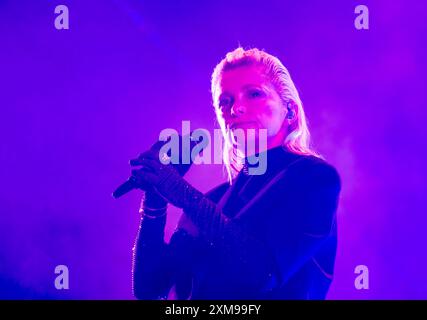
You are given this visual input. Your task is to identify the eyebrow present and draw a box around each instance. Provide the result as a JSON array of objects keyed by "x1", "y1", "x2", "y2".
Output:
[
  {"x1": 241, "y1": 84, "x2": 263, "y2": 90},
  {"x1": 219, "y1": 84, "x2": 264, "y2": 98}
]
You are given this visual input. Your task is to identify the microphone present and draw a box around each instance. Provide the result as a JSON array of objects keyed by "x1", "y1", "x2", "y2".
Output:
[
  {"x1": 112, "y1": 176, "x2": 138, "y2": 199},
  {"x1": 112, "y1": 133, "x2": 203, "y2": 199},
  {"x1": 112, "y1": 139, "x2": 169, "y2": 199}
]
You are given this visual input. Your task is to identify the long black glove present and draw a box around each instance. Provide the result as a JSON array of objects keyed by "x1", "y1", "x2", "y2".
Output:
[
  {"x1": 133, "y1": 134, "x2": 200, "y2": 211},
  {"x1": 130, "y1": 148, "x2": 229, "y2": 241},
  {"x1": 130, "y1": 148, "x2": 204, "y2": 209},
  {"x1": 130, "y1": 148, "x2": 280, "y2": 294}
]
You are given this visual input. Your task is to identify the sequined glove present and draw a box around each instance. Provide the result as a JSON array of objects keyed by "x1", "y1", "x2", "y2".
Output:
[
  {"x1": 131, "y1": 134, "x2": 198, "y2": 214},
  {"x1": 130, "y1": 149, "x2": 205, "y2": 211},
  {"x1": 131, "y1": 144, "x2": 229, "y2": 242}
]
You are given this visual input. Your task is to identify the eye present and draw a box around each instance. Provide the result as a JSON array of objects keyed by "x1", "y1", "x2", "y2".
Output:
[
  {"x1": 219, "y1": 96, "x2": 233, "y2": 110},
  {"x1": 248, "y1": 89, "x2": 264, "y2": 99}
]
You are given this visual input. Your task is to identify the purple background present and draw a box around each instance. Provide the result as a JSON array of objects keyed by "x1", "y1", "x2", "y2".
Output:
[{"x1": 0, "y1": 0, "x2": 426, "y2": 299}]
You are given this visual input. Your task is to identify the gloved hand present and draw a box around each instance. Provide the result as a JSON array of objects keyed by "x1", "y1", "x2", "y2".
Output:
[
  {"x1": 130, "y1": 141, "x2": 169, "y2": 210},
  {"x1": 131, "y1": 145, "x2": 229, "y2": 243},
  {"x1": 131, "y1": 134, "x2": 195, "y2": 211},
  {"x1": 130, "y1": 148, "x2": 204, "y2": 210}
]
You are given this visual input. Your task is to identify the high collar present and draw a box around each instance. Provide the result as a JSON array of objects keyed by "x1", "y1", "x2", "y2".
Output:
[{"x1": 242, "y1": 145, "x2": 299, "y2": 176}]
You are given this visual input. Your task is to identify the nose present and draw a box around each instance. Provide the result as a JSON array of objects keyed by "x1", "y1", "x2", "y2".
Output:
[{"x1": 230, "y1": 102, "x2": 245, "y2": 117}]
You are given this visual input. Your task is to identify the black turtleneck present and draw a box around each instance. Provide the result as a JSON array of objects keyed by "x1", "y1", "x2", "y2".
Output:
[{"x1": 133, "y1": 146, "x2": 341, "y2": 300}]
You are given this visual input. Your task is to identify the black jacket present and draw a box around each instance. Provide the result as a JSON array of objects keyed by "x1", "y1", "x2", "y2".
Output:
[{"x1": 133, "y1": 146, "x2": 341, "y2": 300}]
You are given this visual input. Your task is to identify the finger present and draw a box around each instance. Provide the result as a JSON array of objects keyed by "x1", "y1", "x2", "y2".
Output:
[
  {"x1": 139, "y1": 158, "x2": 164, "y2": 171},
  {"x1": 130, "y1": 158, "x2": 157, "y2": 167},
  {"x1": 131, "y1": 167, "x2": 152, "y2": 177},
  {"x1": 130, "y1": 149, "x2": 158, "y2": 166},
  {"x1": 130, "y1": 164, "x2": 156, "y2": 175},
  {"x1": 138, "y1": 149, "x2": 158, "y2": 161},
  {"x1": 131, "y1": 168, "x2": 158, "y2": 185},
  {"x1": 128, "y1": 175, "x2": 151, "y2": 191},
  {"x1": 129, "y1": 158, "x2": 142, "y2": 166}
]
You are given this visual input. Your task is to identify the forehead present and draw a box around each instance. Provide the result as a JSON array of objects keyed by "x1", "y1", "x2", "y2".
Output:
[{"x1": 218, "y1": 64, "x2": 270, "y2": 93}]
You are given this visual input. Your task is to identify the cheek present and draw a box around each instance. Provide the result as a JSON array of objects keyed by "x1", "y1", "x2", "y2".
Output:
[{"x1": 256, "y1": 103, "x2": 285, "y2": 131}]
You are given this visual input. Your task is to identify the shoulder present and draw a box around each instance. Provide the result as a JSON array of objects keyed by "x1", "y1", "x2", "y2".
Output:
[
  {"x1": 273, "y1": 155, "x2": 341, "y2": 235},
  {"x1": 283, "y1": 155, "x2": 341, "y2": 193}
]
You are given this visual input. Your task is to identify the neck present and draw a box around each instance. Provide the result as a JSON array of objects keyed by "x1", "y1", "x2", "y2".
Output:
[{"x1": 238, "y1": 137, "x2": 284, "y2": 157}]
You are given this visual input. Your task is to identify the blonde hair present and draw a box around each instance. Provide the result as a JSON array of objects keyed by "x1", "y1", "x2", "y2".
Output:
[{"x1": 211, "y1": 47, "x2": 322, "y2": 183}]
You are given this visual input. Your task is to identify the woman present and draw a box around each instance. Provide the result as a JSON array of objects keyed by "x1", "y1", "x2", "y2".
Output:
[{"x1": 131, "y1": 48, "x2": 341, "y2": 300}]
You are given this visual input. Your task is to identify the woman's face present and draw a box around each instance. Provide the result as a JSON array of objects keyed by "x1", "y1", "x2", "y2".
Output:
[{"x1": 217, "y1": 64, "x2": 288, "y2": 150}]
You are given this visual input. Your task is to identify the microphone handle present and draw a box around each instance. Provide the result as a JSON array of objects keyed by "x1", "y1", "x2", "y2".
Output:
[{"x1": 112, "y1": 177, "x2": 137, "y2": 199}]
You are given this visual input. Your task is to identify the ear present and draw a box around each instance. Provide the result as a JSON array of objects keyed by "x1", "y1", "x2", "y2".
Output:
[{"x1": 286, "y1": 100, "x2": 298, "y2": 122}]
